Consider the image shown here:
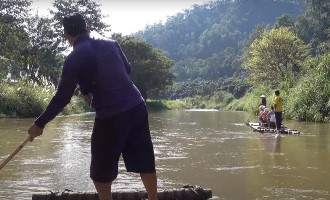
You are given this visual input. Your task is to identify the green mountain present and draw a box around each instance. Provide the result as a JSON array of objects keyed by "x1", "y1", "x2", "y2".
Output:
[{"x1": 134, "y1": 0, "x2": 306, "y2": 83}]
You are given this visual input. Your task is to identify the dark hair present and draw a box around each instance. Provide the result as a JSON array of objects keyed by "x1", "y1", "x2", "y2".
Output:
[
  {"x1": 63, "y1": 13, "x2": 87, "y2": 37},
  {"x1": 275, "y1": 90, "x2": 280, "y2": 95}
]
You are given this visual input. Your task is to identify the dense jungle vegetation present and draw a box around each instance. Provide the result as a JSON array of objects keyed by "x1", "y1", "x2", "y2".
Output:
[
  {"x1": 1, "y1": 0, "x2": 330, "y2": 122},
  {"x1": 136, "y1": 0, "x2": 330, "y2": 122}
]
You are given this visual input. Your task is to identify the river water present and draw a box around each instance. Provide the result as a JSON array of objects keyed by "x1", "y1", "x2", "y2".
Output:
[{"x1": 0, "y1": 110, "x2": 329, "y2": 199}]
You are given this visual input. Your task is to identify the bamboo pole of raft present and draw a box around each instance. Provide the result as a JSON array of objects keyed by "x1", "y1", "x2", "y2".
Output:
[
  {"x1": 32, "y1": 188, "x2": 213, "y2": 200},
  {"x1": 0, "y1": 135, "x2": 31, "y2": 171}
]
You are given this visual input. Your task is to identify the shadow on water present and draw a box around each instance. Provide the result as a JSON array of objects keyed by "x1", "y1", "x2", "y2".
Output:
[{"x1": 0, "y1": 110, "x2": 329, "y2": 199}]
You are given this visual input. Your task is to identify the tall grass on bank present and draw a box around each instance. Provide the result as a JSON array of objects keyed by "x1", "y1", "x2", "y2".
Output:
[
  {"x1": 0, "y1": 82, "x2": 51, "y2": 117},
  {"x1": 147, "y1": 91, "x2": 235, "y2": 111},
  {"x1": 225, "y1": 85, "x2": 273, "y2": 113},
  {"x1": 285, "y1": 53, "x2": 330, "y2": 122},
  {"x1": 182, "y1": 91, "x2": 235, "y2": 109},
  {"x1": 0, "y1": 82, "x2": 90, "y2": 118},
  {"x1": 146, "y1": 99, "x2": 186, "y2": 110}
]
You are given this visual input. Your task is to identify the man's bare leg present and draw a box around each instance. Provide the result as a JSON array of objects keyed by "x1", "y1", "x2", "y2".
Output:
[
  {"x1": 140, "y1": 172, "x2": 158, "y2": 200},
  {"x1": 93, "y1": 181, "x2": 112, "y2": 200}
]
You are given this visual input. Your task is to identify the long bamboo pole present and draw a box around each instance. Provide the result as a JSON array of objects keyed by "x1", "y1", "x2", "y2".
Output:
[{"x1": 0, "y1": 135, "x2": 30, "y2": 171}]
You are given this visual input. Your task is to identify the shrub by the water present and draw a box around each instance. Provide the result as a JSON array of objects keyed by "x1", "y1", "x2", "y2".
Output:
[{"x1": 0, "y1": 82, "x2": 90, "y2": 118}]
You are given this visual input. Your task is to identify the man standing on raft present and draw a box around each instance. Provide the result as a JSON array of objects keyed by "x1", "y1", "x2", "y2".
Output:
[
  {"x1": 28, "y1": 13, "x2": 158, "y2": 200},
  {"x1": 273, "y1": 90, "x2": 283, "y2": 133}
]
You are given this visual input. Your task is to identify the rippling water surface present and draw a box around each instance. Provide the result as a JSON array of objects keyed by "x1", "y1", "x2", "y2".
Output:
[{"x1": 0, "y1": 110, "x2": 329, "y2": 199}]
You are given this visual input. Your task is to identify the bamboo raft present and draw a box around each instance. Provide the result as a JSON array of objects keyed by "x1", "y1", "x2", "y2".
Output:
[
  {"x1": 246, "y1": 122, "x2": 300, "y2": 134},
  {"x1": 32, "y1": 186, "x2": 213, "y2": 200}
]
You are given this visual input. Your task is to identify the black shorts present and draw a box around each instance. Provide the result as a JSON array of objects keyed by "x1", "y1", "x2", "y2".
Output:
[
  {"x1": 275, "y1": 112, "x2": 283, "y2": 130},
  {"x1": 90, "y1": 103, "x2": 156, "y2": 183}
]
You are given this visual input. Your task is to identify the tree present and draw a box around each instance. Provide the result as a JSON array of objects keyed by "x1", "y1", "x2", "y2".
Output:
[
  {"x1": 50, "y1": 0, "x2": 110, "y2": 50},
  {"x1": 306, "y1": 0, "x2": 330, "y2": 40},
  {"x1": 0, "y1": 0, "x2": 31, "y2": 23},
  {"x1": 23, "y1": 15, "x2": 63, "y2": 86},
  {"x1": 243, "y1": 27, "x2": 310, "y2": 87},
  {"x1": 248, "y1": 24, "x2": 268, "y2": 45},
  {"x1": 113, "y1": 35, "x2": 175, "y2": 100},
  {"x1": 294, "y1": 15, "x2": 313, "y2": 44},
  {"x1": 0, "y1": 23, "x2": 27, "y2": 59},
  {"x1": 0, "y1": 0, "x2": 32, "y2": 81},
  {"x1": 274, "y1": 13, "x2": 294, "y2": 29},
  {"x1": 295, "y1": 0, "x2": 330, "y2": 54}
]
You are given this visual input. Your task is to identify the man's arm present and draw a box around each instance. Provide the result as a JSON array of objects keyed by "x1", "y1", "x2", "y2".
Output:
[
  {"x1": 274, "y1": 97, "x2": 278, "y2": 111},
  {"x1": 34, "y1": 77, "x2": 77, "y2": 128},
  {"x1": 29, "y1": 76, "x2": 77, "y2": 141}
]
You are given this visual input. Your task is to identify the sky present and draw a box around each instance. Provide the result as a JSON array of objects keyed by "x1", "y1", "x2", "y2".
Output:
[{"x1": 31, "y1": 0, "x2": 210, "y2": 35}]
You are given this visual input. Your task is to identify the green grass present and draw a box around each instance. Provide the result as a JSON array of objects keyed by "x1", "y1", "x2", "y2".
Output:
[
  {"x1": 0, "y1": 82, "x2": 90, "y2": 118},
  {"x1": 8, "y1": 80, "x2": 327, "y2": 123},
  {"x1": 146, "y1": 99, "x2": 186, "y2": 110}
]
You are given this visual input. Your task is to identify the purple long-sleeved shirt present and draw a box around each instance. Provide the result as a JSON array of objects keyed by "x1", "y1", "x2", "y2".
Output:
[{"x1": 35, "y1": 33, "x2": 144, "y2": 127}]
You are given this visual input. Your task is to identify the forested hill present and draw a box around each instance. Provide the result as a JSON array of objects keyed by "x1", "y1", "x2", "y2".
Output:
[{"x1": 134, "y1": 0, "x2": 306, "y2": 82}]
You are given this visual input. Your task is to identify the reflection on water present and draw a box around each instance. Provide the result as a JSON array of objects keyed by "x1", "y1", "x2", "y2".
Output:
[{"x1": 0, "y1": 110, "x2": 329, "y2": 199}]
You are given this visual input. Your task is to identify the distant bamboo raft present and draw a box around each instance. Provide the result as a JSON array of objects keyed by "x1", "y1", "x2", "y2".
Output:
[
  {"x1": 246, "y1": 122, "x2": 300, "y2": 134},
  {"x1": 32, "y1": 186, "x2": 213, "y2": 200}
]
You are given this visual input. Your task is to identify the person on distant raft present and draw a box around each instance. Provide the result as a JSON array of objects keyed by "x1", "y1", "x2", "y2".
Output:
[
  {"x1": 273, "y1": 90, "x2": 283, "y2": 132},
  {"x1": 260, "y1": 94, "x2": 267, "y2": 107},
  {"x1": 267, "y1": 106, "x2": 276, "y2": 129},
  {"x1": 27, "y1": 13, "x2": 158, "y2": 200},
  {"x1": 261, "y1": 107, "x2": 269, "y2": 126},
  {"x1": 258, "y1": 105, "x2": 265, "y2": 124}
]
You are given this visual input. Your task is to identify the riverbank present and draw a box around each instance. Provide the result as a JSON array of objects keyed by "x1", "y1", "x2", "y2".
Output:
[
  {"x1": 2, "y1": 81, "x2": 330, "y2": 123},
  {"x1": 0, "y1": 81, "x2": 232, "y2": 118}
]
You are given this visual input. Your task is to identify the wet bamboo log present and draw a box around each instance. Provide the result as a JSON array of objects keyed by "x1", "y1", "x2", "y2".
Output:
[{"x1": 32, "y1": 187, "x2": 213, "y2": 200}]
